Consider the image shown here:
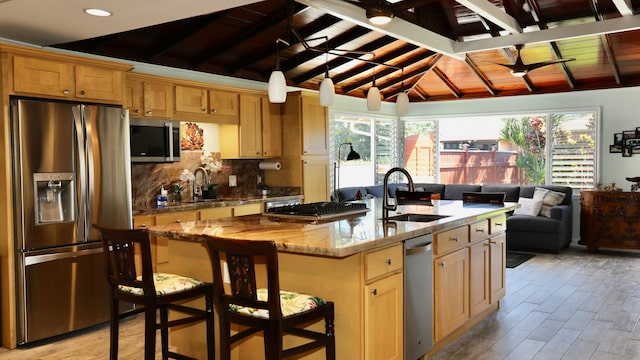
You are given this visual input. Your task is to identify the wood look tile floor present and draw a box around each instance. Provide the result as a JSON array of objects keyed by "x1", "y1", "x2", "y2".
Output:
[{"x1": 2, "y1": 244, "x2": 640, "y2": 359}]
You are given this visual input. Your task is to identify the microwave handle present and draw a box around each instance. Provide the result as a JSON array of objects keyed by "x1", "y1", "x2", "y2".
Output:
[{"x1": 166, "y1": 121, "x2": 174, "y2": 161}]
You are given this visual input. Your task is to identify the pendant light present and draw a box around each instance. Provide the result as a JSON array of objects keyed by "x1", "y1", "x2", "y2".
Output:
[
  {"x1": 268, "y1": 39, "x2": 289, "y2": 103},
  {"x1": 396, "y1": 67, "x2": 409, "y2": 115},
  {"x1": 319, "y1": 50, "x2": 335, "y2": 106},
  {"x1": 366, "y1": 61, "x2": 381, "y2": 111}
]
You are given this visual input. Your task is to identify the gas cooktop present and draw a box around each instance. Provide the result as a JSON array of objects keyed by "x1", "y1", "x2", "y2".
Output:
[{"x1": 264, "y1": 201, "x2": 369, "y2": 221}]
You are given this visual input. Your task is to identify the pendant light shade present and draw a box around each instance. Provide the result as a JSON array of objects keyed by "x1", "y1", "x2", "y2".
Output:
[
  {"x1": 319, "y1": 76, "x2": 335, "y2": 106},
  {"x1": 367, "y1": 85, "x2": 381, "y2": 111},
  {"x1": 396, "y1": 91, "x2": 409, "y2": 115},
  {"x1": 268, "y1": 70, "x2": 287, "y2": 103}
]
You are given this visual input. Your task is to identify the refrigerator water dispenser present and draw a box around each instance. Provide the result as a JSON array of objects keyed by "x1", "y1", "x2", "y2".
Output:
[{"x1": 33, "y1": 172, "x2": 75, "y2": 224}]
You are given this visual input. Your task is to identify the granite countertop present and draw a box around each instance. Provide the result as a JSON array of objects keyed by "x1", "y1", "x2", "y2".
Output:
[
  {"x1": 147, "y1": 198, "x2": 517, "y2": 258},
  {"x1": 133, "y1": 194, "x2": 304, "y2": 215}
]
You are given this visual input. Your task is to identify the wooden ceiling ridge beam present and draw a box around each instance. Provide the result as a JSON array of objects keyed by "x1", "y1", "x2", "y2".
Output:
[
  {"x1": 332, "y1": 43, "x2": 418, "y2": 85},
  {"x1": 281, "y1": 25, "x2": 372, "y2": 72},
  {"x1": 291, "y1": 36, "x2": 397, "y2": 84},
  {"x1": 191, "y1": 6, "x2": 294, "y2": 68},
  {"x1": 375, "y1": 50, "x2": 438, "y2": 91},
  {"x1": 385, "y1": 54, "x2": 444, "y2": 100},
  {"x1": 227, "y1": 12, "x2": 341, "y2": 75}
]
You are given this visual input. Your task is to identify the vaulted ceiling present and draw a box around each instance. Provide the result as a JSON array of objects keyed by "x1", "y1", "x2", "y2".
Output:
[{"x1": 51, "y1": 0, "x2": 640, "y2": 103}]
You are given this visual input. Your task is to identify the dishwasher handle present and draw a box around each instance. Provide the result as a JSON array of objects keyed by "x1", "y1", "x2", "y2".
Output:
[{"x1": 406, "y1": 242, "x2": 432, "y2": 256}]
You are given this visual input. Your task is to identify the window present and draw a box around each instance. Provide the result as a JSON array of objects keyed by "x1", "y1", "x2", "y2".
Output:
[{"x1": 332, "y1": 108, "x2": 598, "y2": 193}]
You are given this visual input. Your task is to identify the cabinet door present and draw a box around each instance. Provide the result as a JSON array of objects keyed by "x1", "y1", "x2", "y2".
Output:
[
  {"x1": 469, "y1": 241, "x2": 490, "y2": 317},
  {"x1": 239, "y1": 94, "x2": 263, "y2": 157},
  {"x1": 364, "y1": 272, "x2": 403, "y2": 360},
  {"x1": 13, "y1": 55, "x2": 74, "y2": 97},
  {"x1": 300, "y1": 95, "x2": 329, "y2": 155},
  {"x1": 261, "y1": 97, "x2": 282, "y2": 157},
  {"x1": 153, "y1": 211, "x2": 197, "y2": 272},
  {"x1": 489, "y1": 233, "x2": 506, "y2": 303},
  {"x1": 75, "y1": 65, "x2": 123, "y2": 102},
  {"x1": 302, "y1": 156, "x2": 330, "y2": 203},
  {"x1": 209, "y1": 90, "x2": 239, "y2": 116},
  {"x1": 143, "y1": 81, "x2": 173, "y2": 118},
  {"x1": 125, "y1": 78, "x2": 144, "y2": 116},
  {"x1": 175, "y1": 85, "x2": 208, "y2": 114},
  {"x1": 434, "y1": 248, "x2": 469, "y2": 341}
]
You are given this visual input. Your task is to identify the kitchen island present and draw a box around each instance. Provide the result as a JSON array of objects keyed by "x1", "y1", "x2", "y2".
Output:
[{"x1": 148, "y1": 198, "x2": 516, "y2": 359}]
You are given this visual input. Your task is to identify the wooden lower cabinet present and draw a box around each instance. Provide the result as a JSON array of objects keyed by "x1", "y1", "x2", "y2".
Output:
[
  {"x1": 580, "y1": 191, "x2": 640, "y2": 252},
  {"x1": 364, "y1": 272, "x2": 403, "y2": 360},
  {"x1": 432, "y1": 215, "x2": 507, "y2": 349},
  {"x1": 434, "y1": 247, "x2": 469, "y2": 341}
]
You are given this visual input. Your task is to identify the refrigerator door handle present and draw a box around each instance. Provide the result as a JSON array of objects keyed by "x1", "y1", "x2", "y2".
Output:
[
  {"x1": 72, "y1": 106, "x2": 87, "y2": 243},
  {"x1": 23, "y1": 247, "x2": 104, "y2": 266},
  {"x1": 84, "y1": 105, "x2": 95, "y2": 237}
]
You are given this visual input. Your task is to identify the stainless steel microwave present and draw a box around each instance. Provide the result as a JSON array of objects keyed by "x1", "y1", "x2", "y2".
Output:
[{"x1": 129, "y1": 118, "x2": 181, "y2": 162}]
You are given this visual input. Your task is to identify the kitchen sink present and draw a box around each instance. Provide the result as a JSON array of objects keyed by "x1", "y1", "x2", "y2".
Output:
[{"x1": 383, "y1": 214, "x2": 450, "y2": 222}]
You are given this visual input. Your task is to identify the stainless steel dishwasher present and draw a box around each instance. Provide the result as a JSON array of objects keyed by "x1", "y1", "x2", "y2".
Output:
[{"x1": 405, "y1": 234, "x2": 433, "y2": 360}]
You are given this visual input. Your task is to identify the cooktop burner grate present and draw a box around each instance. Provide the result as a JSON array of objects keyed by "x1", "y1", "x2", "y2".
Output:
[{"x1": 266, "y1": 201, "x2": 368, "y2": 218}]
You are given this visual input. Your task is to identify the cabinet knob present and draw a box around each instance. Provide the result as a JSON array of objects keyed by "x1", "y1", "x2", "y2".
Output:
[
  {"x1": 175, "y1": 219, "x2": 181, "y2": 223},
  {"x1": 140, "y1": 224, "x2": 147, "y2": 228},
  {"x1": 439, "y1": 262, "x2": 446, "y2": 267},
  {"x1": 146, "y1": 111, "x2": 152, "y2": 115},
  {"x1": 385, "y1": 259, "x2": 392, "y2": 265},
  {"x1": 490, "y1": 240, "x2": 497, "y2": 245},
  {"x1": 475, "y1": 228, "x2": 485, "y2": 233},
  {"x1": 371, "y1": 289, "x2": 377, "y2": 296},
  {"x1": 202, "y1": 108, "x2": 207, "y2": 113},
  {"x1": 134, "y1": 109, "x2": 140, "y2": 113},
  {"x1": 211, "y1": 108, "x2": 217, "y2": 113},
  {"x1": 449, "y1": 237, "x2": 458, "y2": 242},
  {"x1": 63, "y1": 89, "x2": 70, "y2": 95},
  {"x1": 495, "y1": 222, "x2": 503, "y2": 226},
  {"x1": 79, "y1": 90, "x2": 86, "y2": 95}
]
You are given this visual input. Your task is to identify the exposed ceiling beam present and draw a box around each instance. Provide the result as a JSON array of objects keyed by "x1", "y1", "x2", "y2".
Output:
[
  {"x1": 295, "y1": 0, "x2": 464, "y2": 60},
  {"x1": 455, "y1": 0, "x2": 522, "y2": 34},
  {"x1": 612, "y1": 0, "x2": 634, "y2": 16},
  {"x1": 456, "y1": 15, "x2": 640, "y2": 54}
]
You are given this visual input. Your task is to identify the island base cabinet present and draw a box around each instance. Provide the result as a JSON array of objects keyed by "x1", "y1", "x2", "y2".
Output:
[
  {"x1": 364, "y1": 272, "x2": 403, "y2": 360},
  {"x1": 434, "y1": 248, "x2": 469, "y2": 342}
]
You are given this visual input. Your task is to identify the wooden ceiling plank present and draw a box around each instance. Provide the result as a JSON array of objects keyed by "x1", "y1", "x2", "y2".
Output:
[
  {"x1": 432, "y1": 67, "x2": 463, "y2": 97},
  {"x1": 454, "y1": 0, "x2": 522, "y2": 34},
  {"x1": 291, "y1": 36, "x2": 396, "y2": 84},
  {"x1": 191, "y1": 7, "x2": 291, "y2": 68},
  {"x1": 227, "y1": 13, "x2": 341, "y2": 75},
  {"x1": 333, "y1": 43, "x2": 419, "y2": 86},
  {"x1": 464, "y1": 55, "x2": 498, "y2": 95},
  {"x1": 376, "y1": 50, "x2": 438, "y2": 91}
]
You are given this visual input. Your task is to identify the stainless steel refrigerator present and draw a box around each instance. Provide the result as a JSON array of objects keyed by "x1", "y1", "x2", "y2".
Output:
[{"x1": 11, "y1": 98, "x2": 133, "y2": 345}]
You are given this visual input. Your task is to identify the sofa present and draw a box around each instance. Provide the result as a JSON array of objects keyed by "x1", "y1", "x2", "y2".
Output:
[{"x1": 336, "y1": 183, "x2": 573, "y2": 253}]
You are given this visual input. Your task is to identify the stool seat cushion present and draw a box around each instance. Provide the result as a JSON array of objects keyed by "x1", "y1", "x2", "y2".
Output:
[
  {"x1": 118, "y1": 273, "x2": 205, "y2": 296},
  {"x1": 231, "y1": 289, "x2": 326, "y2": 318}
]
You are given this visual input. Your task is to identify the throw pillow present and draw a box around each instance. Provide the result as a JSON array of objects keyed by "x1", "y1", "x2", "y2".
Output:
[
  {"x1": 513, "y1": 197, "x2": 543, "y2": 216},
  {"x1": 533, "y1": 187, "x2": 566, "y2": 218}
]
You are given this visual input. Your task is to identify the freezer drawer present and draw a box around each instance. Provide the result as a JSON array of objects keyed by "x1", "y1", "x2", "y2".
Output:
[{"x1": 18, "y1": 248, "x2": 111, "y2": 344}]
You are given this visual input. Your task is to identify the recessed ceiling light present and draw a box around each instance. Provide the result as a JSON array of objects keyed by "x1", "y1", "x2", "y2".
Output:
[{"x1": 84, "y1": 8, "x2": 112, "y2": 17}]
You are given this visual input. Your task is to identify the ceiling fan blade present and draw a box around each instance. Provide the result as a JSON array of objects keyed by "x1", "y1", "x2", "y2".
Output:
[{"x1": 523, "y1": 58, "x2": 575, "y2": 72}]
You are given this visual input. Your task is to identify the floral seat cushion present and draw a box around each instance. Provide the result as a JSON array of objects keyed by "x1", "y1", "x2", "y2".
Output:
[
  {"x1": 230, "y1": 289, "x2": 327, "y2": 318},
  {"x1": 118, "y1": 273, "x2": 205, "y2": 296}
]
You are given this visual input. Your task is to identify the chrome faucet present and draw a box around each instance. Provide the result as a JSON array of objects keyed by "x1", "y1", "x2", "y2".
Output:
[
  {"x1": 193, "y1": 167, "x2": 210, "y2": 201},
  {"x1": 383, "y1": 167, "x2": 415, "y2": 219}
]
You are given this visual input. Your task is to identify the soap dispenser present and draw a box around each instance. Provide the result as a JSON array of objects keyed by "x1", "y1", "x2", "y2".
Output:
[{"x1": 157, "y1": 185, "x2": 168, "y2": 208}]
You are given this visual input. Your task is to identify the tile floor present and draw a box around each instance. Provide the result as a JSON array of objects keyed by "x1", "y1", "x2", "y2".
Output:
[{"x1": 430, "y1": 244, "x2": 640, "y2": 360}]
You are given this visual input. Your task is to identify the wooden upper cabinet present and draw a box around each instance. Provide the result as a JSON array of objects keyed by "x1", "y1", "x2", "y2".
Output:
[
  {"x1": 300, "y1": 94, "x2": 329, "y2": 155},
  {"x1": 175, "y1": 85, "x2": 208, "y2": 114},
  {"x1": 75, "y1": 65, "x2": 123, "y2": 102},
  {"x1": 126, "y1": 76, "x2": 173, "y2": 119},
  {"x1": 239, "y1": 94, "x2": 263, "y2": 158},
  {"x1": 261, "y1": 97, "x2": 282, "y2": 158},
  {"x1": 12, "y1": 55, "x2": 126, "y2": 103},
  {"x1": 209, "y1": 90, "x2": 239, "y2": 117}
]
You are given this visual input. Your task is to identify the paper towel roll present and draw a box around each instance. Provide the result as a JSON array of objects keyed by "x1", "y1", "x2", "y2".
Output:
[{"x1": 258, "y1": 161, "x2": 281, "y2": 170}]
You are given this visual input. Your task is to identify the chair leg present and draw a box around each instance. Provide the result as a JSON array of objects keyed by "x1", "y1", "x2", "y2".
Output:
[
  {"x1": 264, "y1": 322, "x2": 283, "y2": 360},
  {"x1": 205, "y1": 291, "x2": 215, "y2": 360},
  {"x1": 325, "y1": 305, "x2": 336, "y2": 360},
  {"x1": 160, "y1": 306, "x2": 169, "y2": 360},
  {"x1": 219, "y1": 319, "x2": 232, "y2": 360},
  {"x1": 144, "y1": 305, "x2": 157, "y2": 360},
  {"x1": 109, "y1": 298, "x2": 120, "y2": 360}
]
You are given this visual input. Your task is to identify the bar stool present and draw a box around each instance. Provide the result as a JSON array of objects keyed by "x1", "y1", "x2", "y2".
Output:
[
  {"x1": 94, "y1": 225, "x2": 215, "y2": 360},
  {"x1": 202, "y1": 236, "x2": 336, "y2": 360}
]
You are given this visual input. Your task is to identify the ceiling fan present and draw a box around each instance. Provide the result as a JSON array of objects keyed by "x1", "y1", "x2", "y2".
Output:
[{"x1": 493, "y1": 44, "x2": 575, "y2": 77}]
